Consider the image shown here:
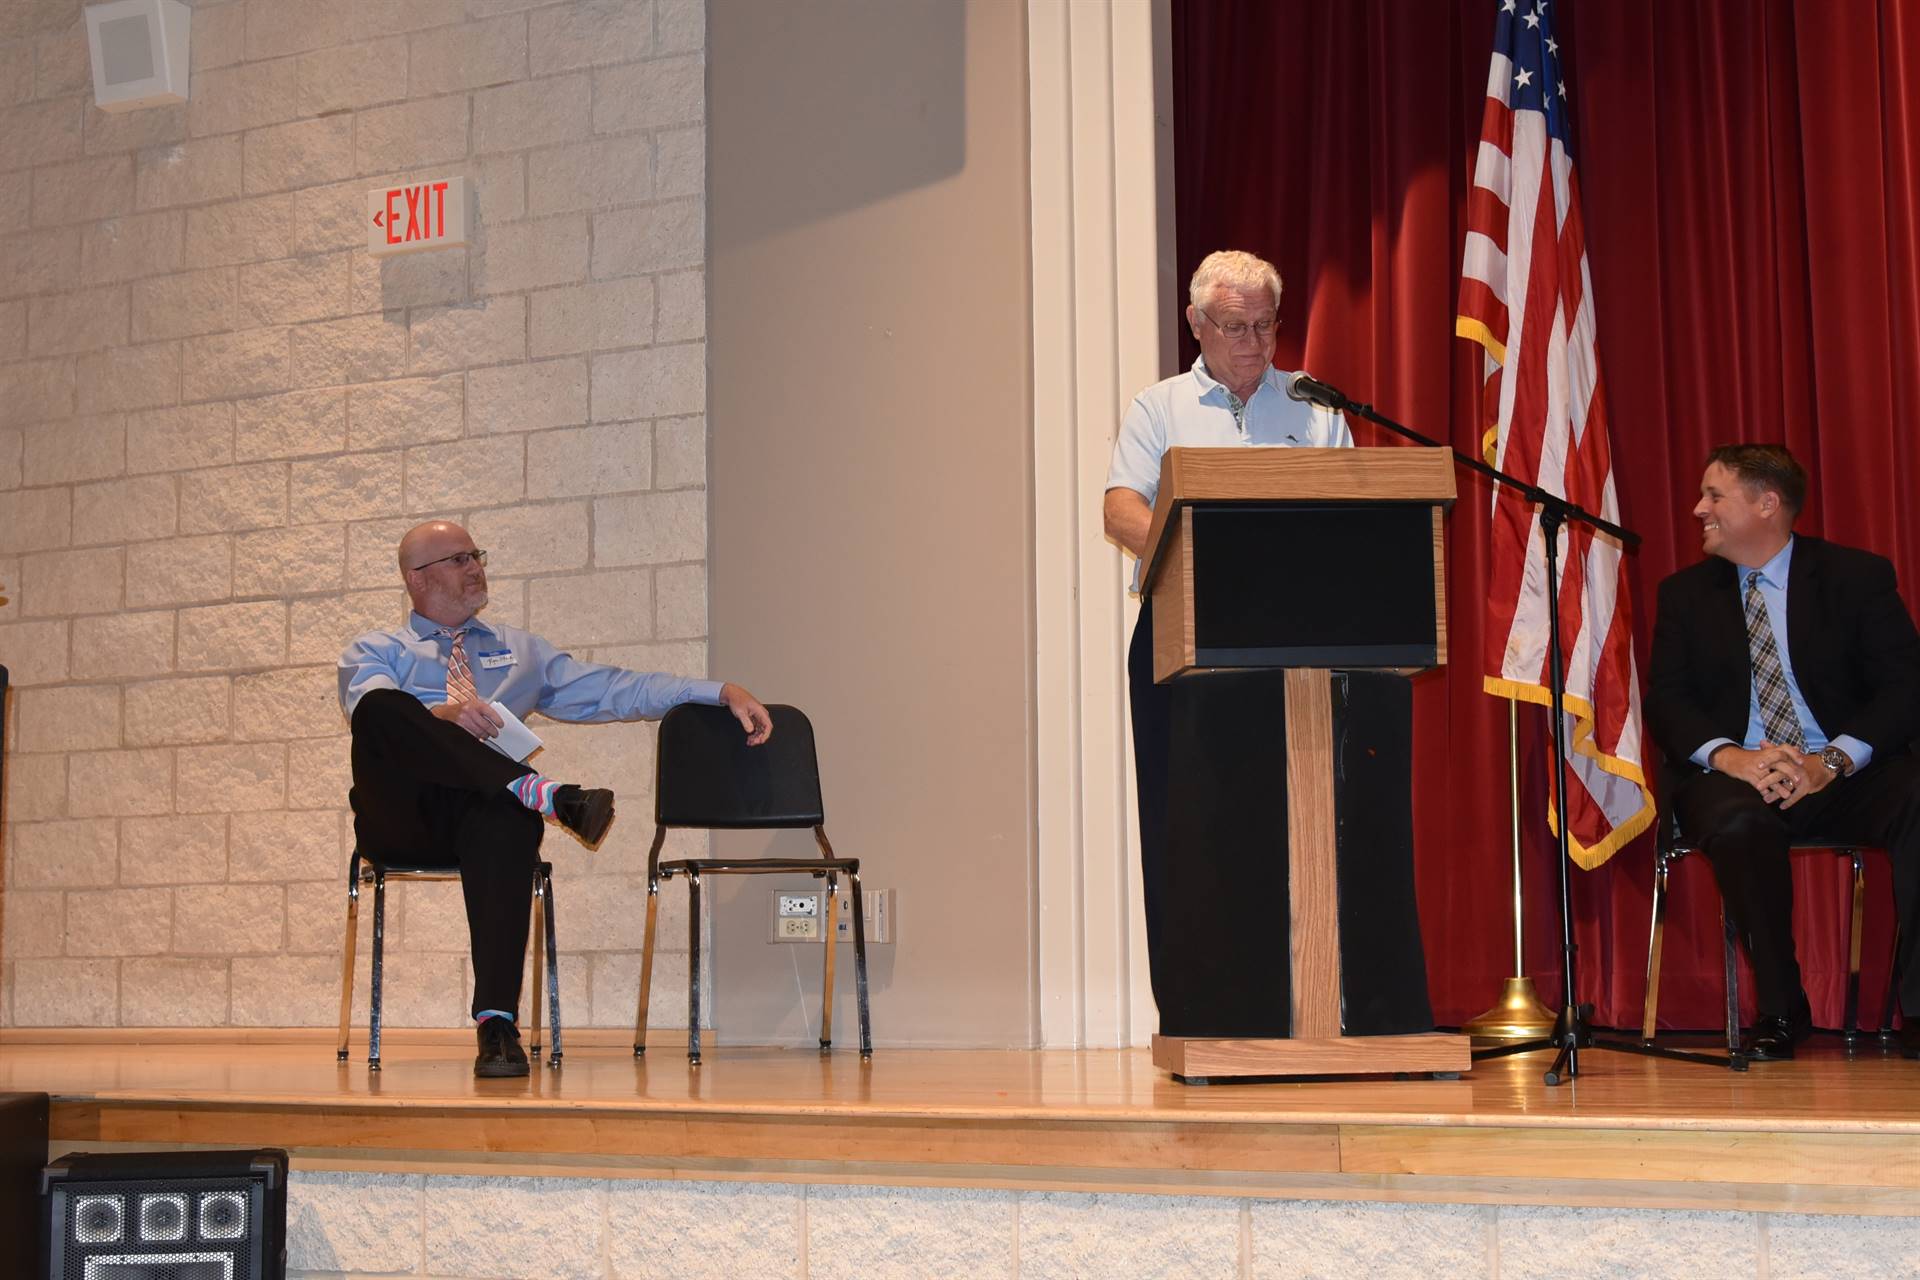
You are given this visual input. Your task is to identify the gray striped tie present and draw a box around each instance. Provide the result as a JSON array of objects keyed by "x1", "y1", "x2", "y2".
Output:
[{"x1": 1744, "y1": 571, "x2": 1804, "y2": 750}]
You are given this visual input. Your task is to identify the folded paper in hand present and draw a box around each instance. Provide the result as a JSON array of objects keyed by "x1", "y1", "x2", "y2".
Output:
[{"x1": 485, "y1": 700, "x2": 543, "y2": 762}]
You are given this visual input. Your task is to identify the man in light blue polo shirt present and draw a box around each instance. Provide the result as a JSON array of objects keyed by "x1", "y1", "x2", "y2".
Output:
[{"x1": 1102, "y1": 249, "x2": 1352, "y2": 1021}]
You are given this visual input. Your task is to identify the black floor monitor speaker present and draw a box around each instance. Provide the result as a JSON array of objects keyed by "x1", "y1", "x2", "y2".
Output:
[
  {"x1": 1, "y1": 1093, "x2": 50, "y2": 1273},
  {"x1": 42, "y1": 1148, "x2": 288, "y2": 1280}
]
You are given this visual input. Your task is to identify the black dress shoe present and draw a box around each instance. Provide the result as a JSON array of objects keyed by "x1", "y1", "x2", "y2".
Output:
[
  {"x1": 553, "y1": 785, "x2": 615, "y2": 845},
  {"x1": 1744, "y1": 1011, "x2": 1812, "y2": 1061},
  {"x1": 1900, "y1": 1019, "x2": 1920, "y2": 1060},
  {"x1": 474, "y1": 1016, "x2": 530, "y2": 1078}
]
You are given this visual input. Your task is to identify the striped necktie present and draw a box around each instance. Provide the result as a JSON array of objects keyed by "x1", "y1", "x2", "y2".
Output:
[
  {"x1": 1744, "y1": 571, "x2": 1803, "y2": 750},
  {"x1": 443, "y1": 629, "x2": 478, "y2": 705}
]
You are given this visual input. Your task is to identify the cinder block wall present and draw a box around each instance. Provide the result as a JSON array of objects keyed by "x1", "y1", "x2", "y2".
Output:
[{"x1": 0, "y1": 0, "x2": 709, "y2": 1030}]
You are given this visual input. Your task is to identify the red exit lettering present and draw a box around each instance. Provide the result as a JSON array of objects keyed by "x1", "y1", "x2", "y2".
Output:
[{"x1": 381, "y1": 181, "x2": 452, "y2": 245}]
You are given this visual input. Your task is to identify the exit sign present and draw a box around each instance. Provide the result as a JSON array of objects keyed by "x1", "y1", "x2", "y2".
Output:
[{"x1": 367, "y1": 176, "x2": 469, "y2": 257}]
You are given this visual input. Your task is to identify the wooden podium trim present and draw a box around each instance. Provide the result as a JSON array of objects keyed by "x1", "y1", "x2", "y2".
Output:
[
  {"x1": 1150, "y1": 506, "x2": 1194, "y2": 682},
  {"x1": 1152, "y1": 1032, "x2": 1471, "y2": 1079},
  {"x1": 1283, "y1": 668, "x2": 1340, "y2": 1040}
]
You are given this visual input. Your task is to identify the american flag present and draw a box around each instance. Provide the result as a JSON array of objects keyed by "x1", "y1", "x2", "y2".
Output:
[{"x1": 1455, "y1": 0, "x2": 1654, "y2": 869}]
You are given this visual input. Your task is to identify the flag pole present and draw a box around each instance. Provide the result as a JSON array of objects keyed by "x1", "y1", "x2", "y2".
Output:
[{"x1": 1461, "y1": 697, "x2": 1556, "y2": 1043}]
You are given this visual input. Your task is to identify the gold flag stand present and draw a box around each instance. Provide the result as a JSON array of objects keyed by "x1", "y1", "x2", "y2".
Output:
[{"x1": 1462, "y1": 699, "x2": 1557, "y2": 1044}]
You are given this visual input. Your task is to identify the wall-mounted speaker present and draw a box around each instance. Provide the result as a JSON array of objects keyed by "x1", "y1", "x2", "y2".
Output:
[
  {"x1": 84, "y1": 0, "x2": 190, "y2": 113},
  {"x1": 42, "y1": 1149, "x2": 287, "y2": 1280}
]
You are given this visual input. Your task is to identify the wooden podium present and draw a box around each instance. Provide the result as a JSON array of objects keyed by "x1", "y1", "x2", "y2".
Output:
[{"x1": 1140, "y1": 447, "x2": 1471, "y2": 1079}]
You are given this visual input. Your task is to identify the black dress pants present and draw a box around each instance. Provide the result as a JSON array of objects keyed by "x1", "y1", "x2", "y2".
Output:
[
  {"x1": 1673, "y1": 753, "x2": 1920, "y2": 1021},
  {"x1": 349, "y1": 688, "x2": 544, "y2": 1019}
]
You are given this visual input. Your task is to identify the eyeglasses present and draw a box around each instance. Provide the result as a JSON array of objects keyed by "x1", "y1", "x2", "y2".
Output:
[
  {"x1": 407, "y1": 549, "x2": 488, "y2": 572},
  {"x1": 1194, "y1": 308, "x2": 1278, "y2": 341}
]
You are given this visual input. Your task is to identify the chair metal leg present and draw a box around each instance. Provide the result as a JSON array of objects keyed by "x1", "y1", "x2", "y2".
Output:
[
  {"x1": 368, "y1": 870, "x2": 388, "y2": 1072},
  {"x1": 635, "y1": 880, "x2": 661, "y2": 1056},
  {"x1": 337, "y1": 859, "x2": 362, "y2": 1063},
  {"x1": 1642, "y1": 849, "x2": 1672, "y2": 1043},
  {"x1": 819, "y1": 872, "x2": 839, "y2": 1051},
  {"x1": 687, "y1": 870, "x2": 703, "y2": 1065},
  {"x1": 1721, "y1": 907, "x2": 1742, "y2": 1059},
  {"x1": 849, "y1": 869, "x2": 872, "y2": 1060},
  {"x1": 528, "y1": 874, "x2": 545, "y2": 1061},
  {"x1": 541, "y1": 864, "x2": 562, "y2": 1068},
  {"x1": 1845, "y1": 848, "x2": 1866, "y2": 1046}
]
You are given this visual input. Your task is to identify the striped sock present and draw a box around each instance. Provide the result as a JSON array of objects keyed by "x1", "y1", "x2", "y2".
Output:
[{"x1": 507, "y1": 773, "x2": 560, "y2": 815}]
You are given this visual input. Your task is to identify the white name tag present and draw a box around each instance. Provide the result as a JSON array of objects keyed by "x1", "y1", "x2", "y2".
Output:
[{"x1": 477, "y1": 649, "x2": 516, "y2": 670}]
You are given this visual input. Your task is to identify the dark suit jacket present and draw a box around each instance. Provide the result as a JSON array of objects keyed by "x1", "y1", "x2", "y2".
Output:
[{"x1": 1645, "y1": 535, "x2": 1920, "y2": 790}]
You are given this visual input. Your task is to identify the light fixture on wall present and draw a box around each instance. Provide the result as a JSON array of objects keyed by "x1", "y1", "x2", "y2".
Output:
[{"x1": 84, "y1": 0, "x2": 191, "y2": 112}]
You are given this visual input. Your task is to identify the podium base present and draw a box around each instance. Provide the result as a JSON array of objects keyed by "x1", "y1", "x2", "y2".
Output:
[{"x1": 1152, "y1": 1032, "x2": 1471, "y2": 1081}]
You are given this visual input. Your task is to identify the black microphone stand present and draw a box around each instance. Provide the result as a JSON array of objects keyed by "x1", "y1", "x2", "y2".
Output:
[{"x1": 1294, "y1": 377, "x2": 1736, "y2": 1082}]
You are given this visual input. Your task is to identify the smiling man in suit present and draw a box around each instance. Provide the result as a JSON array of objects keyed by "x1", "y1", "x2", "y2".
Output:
[{"x1": 1647, "y1": 444, "x2": 1920, "y2": 1060}]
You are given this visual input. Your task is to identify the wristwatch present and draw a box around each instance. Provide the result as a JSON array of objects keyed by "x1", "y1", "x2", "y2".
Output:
[{"x1": 1819, "y1": 745, "x2": 1853, "y2": 778}]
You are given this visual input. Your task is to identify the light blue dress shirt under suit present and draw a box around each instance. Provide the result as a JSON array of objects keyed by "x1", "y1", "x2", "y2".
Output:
[
  {"x1": 337, "y1": 611, "x2": 725, "y2": 724},
  {"x1": 1689, "y1": 536, "x2": 1875, "y2": 771}
]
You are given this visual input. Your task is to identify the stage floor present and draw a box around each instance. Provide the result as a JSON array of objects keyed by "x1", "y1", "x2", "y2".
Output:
[{"x1": 7, "y1": 1030, "x2": 1920, "y2": 1214}]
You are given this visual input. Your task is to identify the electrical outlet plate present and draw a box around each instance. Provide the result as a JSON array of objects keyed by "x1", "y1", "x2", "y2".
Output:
[{"x1": 769, "y1": 888, "x2": 895, "y2": 944}]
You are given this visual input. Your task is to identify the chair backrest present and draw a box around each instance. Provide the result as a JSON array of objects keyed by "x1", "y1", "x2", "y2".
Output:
[{"x1": 655, "y1": 703, "x2": 825, "y2": 829}]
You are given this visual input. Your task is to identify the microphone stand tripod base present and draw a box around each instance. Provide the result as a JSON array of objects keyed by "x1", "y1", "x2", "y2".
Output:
[{"x1": 1461, "y1": 977, "x2": 1558, "y2": 1046}]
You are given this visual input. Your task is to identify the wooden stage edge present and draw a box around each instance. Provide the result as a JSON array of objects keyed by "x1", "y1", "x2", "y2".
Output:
[{"x1": 7, "y1": 1030, "x2": 1920, "y2": 1216}]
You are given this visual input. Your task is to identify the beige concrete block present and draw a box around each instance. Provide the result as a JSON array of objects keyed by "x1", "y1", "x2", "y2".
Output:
[
  {"x1": 232, "y1": 809, "x2": 343, "y2": 884},
  {"x1": 296, "y1": 37, "x2": 408, "y2": 116},
  {"x1": 122, "y1": 957, "x2": 231, "y2": 1025},
  {"x1": 530, "y1": 276, "x2": 653, "y2": 358},
  {"x1": 182, "y1": 327, "x2": 291, "y2": 401},
  {"x1": 352, "y1": 244, "x2": 468, "y2": 311},
  {"x1": 291, "y1": 451, "x2": 402, "y2": 523},
  {"x1": 176, "y1": 741, "x2": 288, "y2": 815},
  {"x1": 30, "y1": 154, "x2": 131, "y2": 228},
  {"x1": 183, "y1": 194, "x2": 294, "y2": 269},
  {"x1": 6, "y1": 751, "x2": 70, "y2": 820},
  {"x1": 657, "y1": 0, "x2": 702, "y2": 53},
  {"x1": 285, "y1": 735, "x2": 351, "y2": 809},
  {"x1": 0, "y1": 487, "x2": 71, "y2": 554},
  {"x1": 0, "y1": 552, "x2": 15, "y2": 615},
  {"x1": 589, "y1": 947, "x2": 677, "y2": 1028},
  {"x1": 124, "y1": 677, "x2": 230, "y2": 748},
  {"x1": 235, "y1": 389, "x2": 347, "y2": 462},
  {"x1": 593, "y1": 55, "x2": 702, "y2": 134},
  {"x1": 135, "y1": 137, "x2": 243, "y2": 210},
  {"x1": 0, "y1": 226, "x2": 81, "y2": 298},
  {"x1": 67, "y1": 886, "x2": 173, "y2": 955},
  {"x1": 596, "y1": 489, "x2": 703, "y2": 566},
  {"x1": 127, "y1": 403, "x2": 234, "y2": 474},
  {"x1": 186, "y1": 57, "x2": 301, "y2": 138},
  {"x1": 526, "y1": 421, "x2": 650, "y2": 499},
  {"x1": 290, "y1": 173, "x2": 373, "y2": 255},
  {"x1": 0, "y1": 297, "x2": 21, "y2": 358},
  {"x1": 28, "y1": 284, "x2": 130, "y2": 355},
  {"x1": 72, "y1": 474, "x2": 177, "y2": 545},
  {"x1": 1768, "y1": 1212, "x2": 1920, "y2": 1279},
  {"x1": 2, "y1": 890, "x2": 64, "y2": 958},
  {"x1": 77, "y1": 342, "x2": 181, "y2": 415},
  {"x1": 351, "y1": 0, "x2": 462, "y2": 38},
  {"x1": 124, "y1": 533, "x2": 231, "y2": 608},
  {"x1": 189, "y1": 3, "x2": 245, "y2": 72},
  {"x1": 0, "y1": 96, "x2": 82, "y2": 171},
  {"x1": 655, "y1": 563, "x2": 705, "y2": 639},
  {"x1": 593, "y1": 343, "x2": 703, "y2": 422},
  {"x1": 593, "y1": 197, "x2": 702, "y2": 277},
  {"x1": 656, "y1": 268, "x2": 703, "y2": 342},
  {"x1": 1496, "y1": 1206, "x2": 1755, "y2": 1279},
  {"x1": 244, "y1": 116, "x2": 356, "y2": 196},
  {"x1": 471, "y1": 150, "x2": 527, "y2": 222},
  {"x1": 80, "y1": 210, "x2": 183, "y2": 284},
  {"x1": 178, "y1": 600, "x2": 287, "y2": 671},
  {"x1": 21, "y1": 544, "x2": 122, "y2": 616},
  {"x1": 230, "y1": 951, "x2": 340, "y2": 1025},
  {"x1": 10, "y1": 957, "x2": 116, "y2": 1025},
  {"x1": 529, "y1": 568, "x2": 648, "y2": 646},
  {"x1": 408, "y1": 296, "x2": 527, "y2": 374},
  {"x1": 548, "y1": 872, "x2": 655, "y2": 953},
  {"x1": 808, "y1": 1186, "x2": 1013, "y2": 1280},
  {"x1": 173, "y1": 881, "x2": 283, "y2": 952},
  {"x1": 0, "y1": 41, "x2": 31, "y2": 107},
  {"x1": 393, "y1": 877, "x2": 466, "y2": 953},
  {"x1": 24, "y1": 413, "x2": 123, "y2": 484},
  {"x1": 0, "y1": 358, "x2": 75, "y2": 429},
  {"x1": 528, "y1": 137, "x2": 651, "y2": 217},
  {"x1": 234, "y1": 523, "x2": 346, "y2": 597},
  {"x1": 287, "y1": 1170, "x2": 426, "y2": 1275},
  {"x1": 410, "y1": 15, "x2": 525, "y2": 96},
  {"x1": 594, "y1": 640, "x2": 704, "y2": 686},
  {"x1": 344, "y1": 518, "x2": 425, "y2": 589},
  {"x1": 16, "y1": 683, "x2": 119, "y2": 752},
  {"x1": 605, "y1": 1180, "x2": 803, "y2": 1278},
  {"x1": 423, "y1": 1175, "x2": 606, "y2": 1278},
  {"x1": 654, "y1": 414, "x2": 703, "y2": 489},
  {"x1": 369, "y1": 945, "x2": 467, "y2": 1028},
  {"x1": 355, "y1": 95, "x2": 468, "y2": 175},
  {"x1": 131, "y1": 266, "x2": 238, "y2": 341},
  {"x1": 474, "y1": 214, "x2": 588, "y2": 296},
  {"x1": 68, "y1": 747, "x2": 173, "y2": 817},
  {"x1": 0, "y1": 427, "x2": 17, "y2": 489},
  {"x1": 0, "y1": 171, "x2": 26, "y2": 235},
  {"x1": 35, "y1": 21, "x2": 92, "y2": 99},
  {"x1": 70, "y1": 610, "x2": 171, "y2": 679},
  {"x1": 83, "y1": 101, "x2": 190, "y2": 158},
  {"x1": 234, "y1": 665, "x2": 343, "y2": 740},
  {"x1": 239, "y1": 251, "x2": 353, "y2": 327},
  {"x1": 282, "y1": 879, "x2": 343, "y2": 954},
  {"x1": 291, "y1": 588, "x2": 406, "y2": 661},
  {"x1": 346, "y1": 373, "x2": 463, "y2": 449},
  {"x1": 1022, "y1": 1191, "x2": 1241, "y2": 1279},
  {"x1": 289, "y1": 311, "x2": 407, "y2": 387},
  {"x1": 470, "y1": 358, "x2": 587, "y2": 434},
  {"x1": 246, "y1": 0, "x2": 352, "y2": 59},
  {"x1": 121, "y1": 812, "x2": 230, "y2": 884},
  {"x1": 656, "y1": 125, "x2": 703, "y2": 201},
  {"x1": 532, "y1": 0, "x2": 654, "y2": 76},
  {"x1": 178, "y1": 461, "x2": 288, "y2": 535},
  {"x1": 475, "y1": 73, "x2": 591, "y2": 154},
  {"x1": 8, "y1": 817, "x2": 117, "y2": 887},
  {"x1": 467, "y1": 500, "x2": 589, "y2": 575},
  {"x1": 405, "y1": 435, "x2": 524, "y2": 509}
]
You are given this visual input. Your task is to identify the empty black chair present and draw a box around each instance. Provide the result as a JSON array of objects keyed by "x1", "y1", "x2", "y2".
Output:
[{"x1": 634, "y1": 703, "x2": 871, "y2": 1064}]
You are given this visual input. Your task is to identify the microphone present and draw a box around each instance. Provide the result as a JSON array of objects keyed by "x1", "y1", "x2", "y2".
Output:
[{"x1": 1285, "y1": 370, "x2": 1349, "y2": 411}]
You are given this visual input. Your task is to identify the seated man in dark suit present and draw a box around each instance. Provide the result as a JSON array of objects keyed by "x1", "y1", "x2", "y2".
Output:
[{"x1": 1646, "y1": 444, "x2": 1920, "y2": 1059}]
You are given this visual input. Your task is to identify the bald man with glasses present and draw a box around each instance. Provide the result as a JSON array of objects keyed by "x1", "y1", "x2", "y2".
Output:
[{"x1": 339, "y1": 519, "x2": 772, "y2": 1077}]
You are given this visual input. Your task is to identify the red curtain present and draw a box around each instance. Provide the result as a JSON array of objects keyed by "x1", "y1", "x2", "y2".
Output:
[{"x1": 1173, "y1": 0, "x2": 1920, "y2": 1029}]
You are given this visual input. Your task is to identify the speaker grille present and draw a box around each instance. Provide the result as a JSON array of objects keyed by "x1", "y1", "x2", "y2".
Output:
[
  {"x1": 58, "y1": 1177, "x2": 256, "y2": 1280},
  {"x1": 97, "y1": 14, "x2": 155, "y2": 86}
]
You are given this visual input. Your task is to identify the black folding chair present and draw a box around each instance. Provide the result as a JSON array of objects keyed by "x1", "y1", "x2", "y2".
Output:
[{"x1": 633, "y1": 703, "x2": 872, "y2": 1064}]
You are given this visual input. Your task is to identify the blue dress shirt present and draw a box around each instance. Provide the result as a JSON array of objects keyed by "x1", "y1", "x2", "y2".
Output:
[{"x1": 1690, "y1": 536, "x2": 1874, "y2": 770}]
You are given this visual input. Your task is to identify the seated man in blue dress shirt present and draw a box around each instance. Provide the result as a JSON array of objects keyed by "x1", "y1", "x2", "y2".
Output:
[{"x1": 339, "y1": 519, "x2": 772, "y2": 1077}]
